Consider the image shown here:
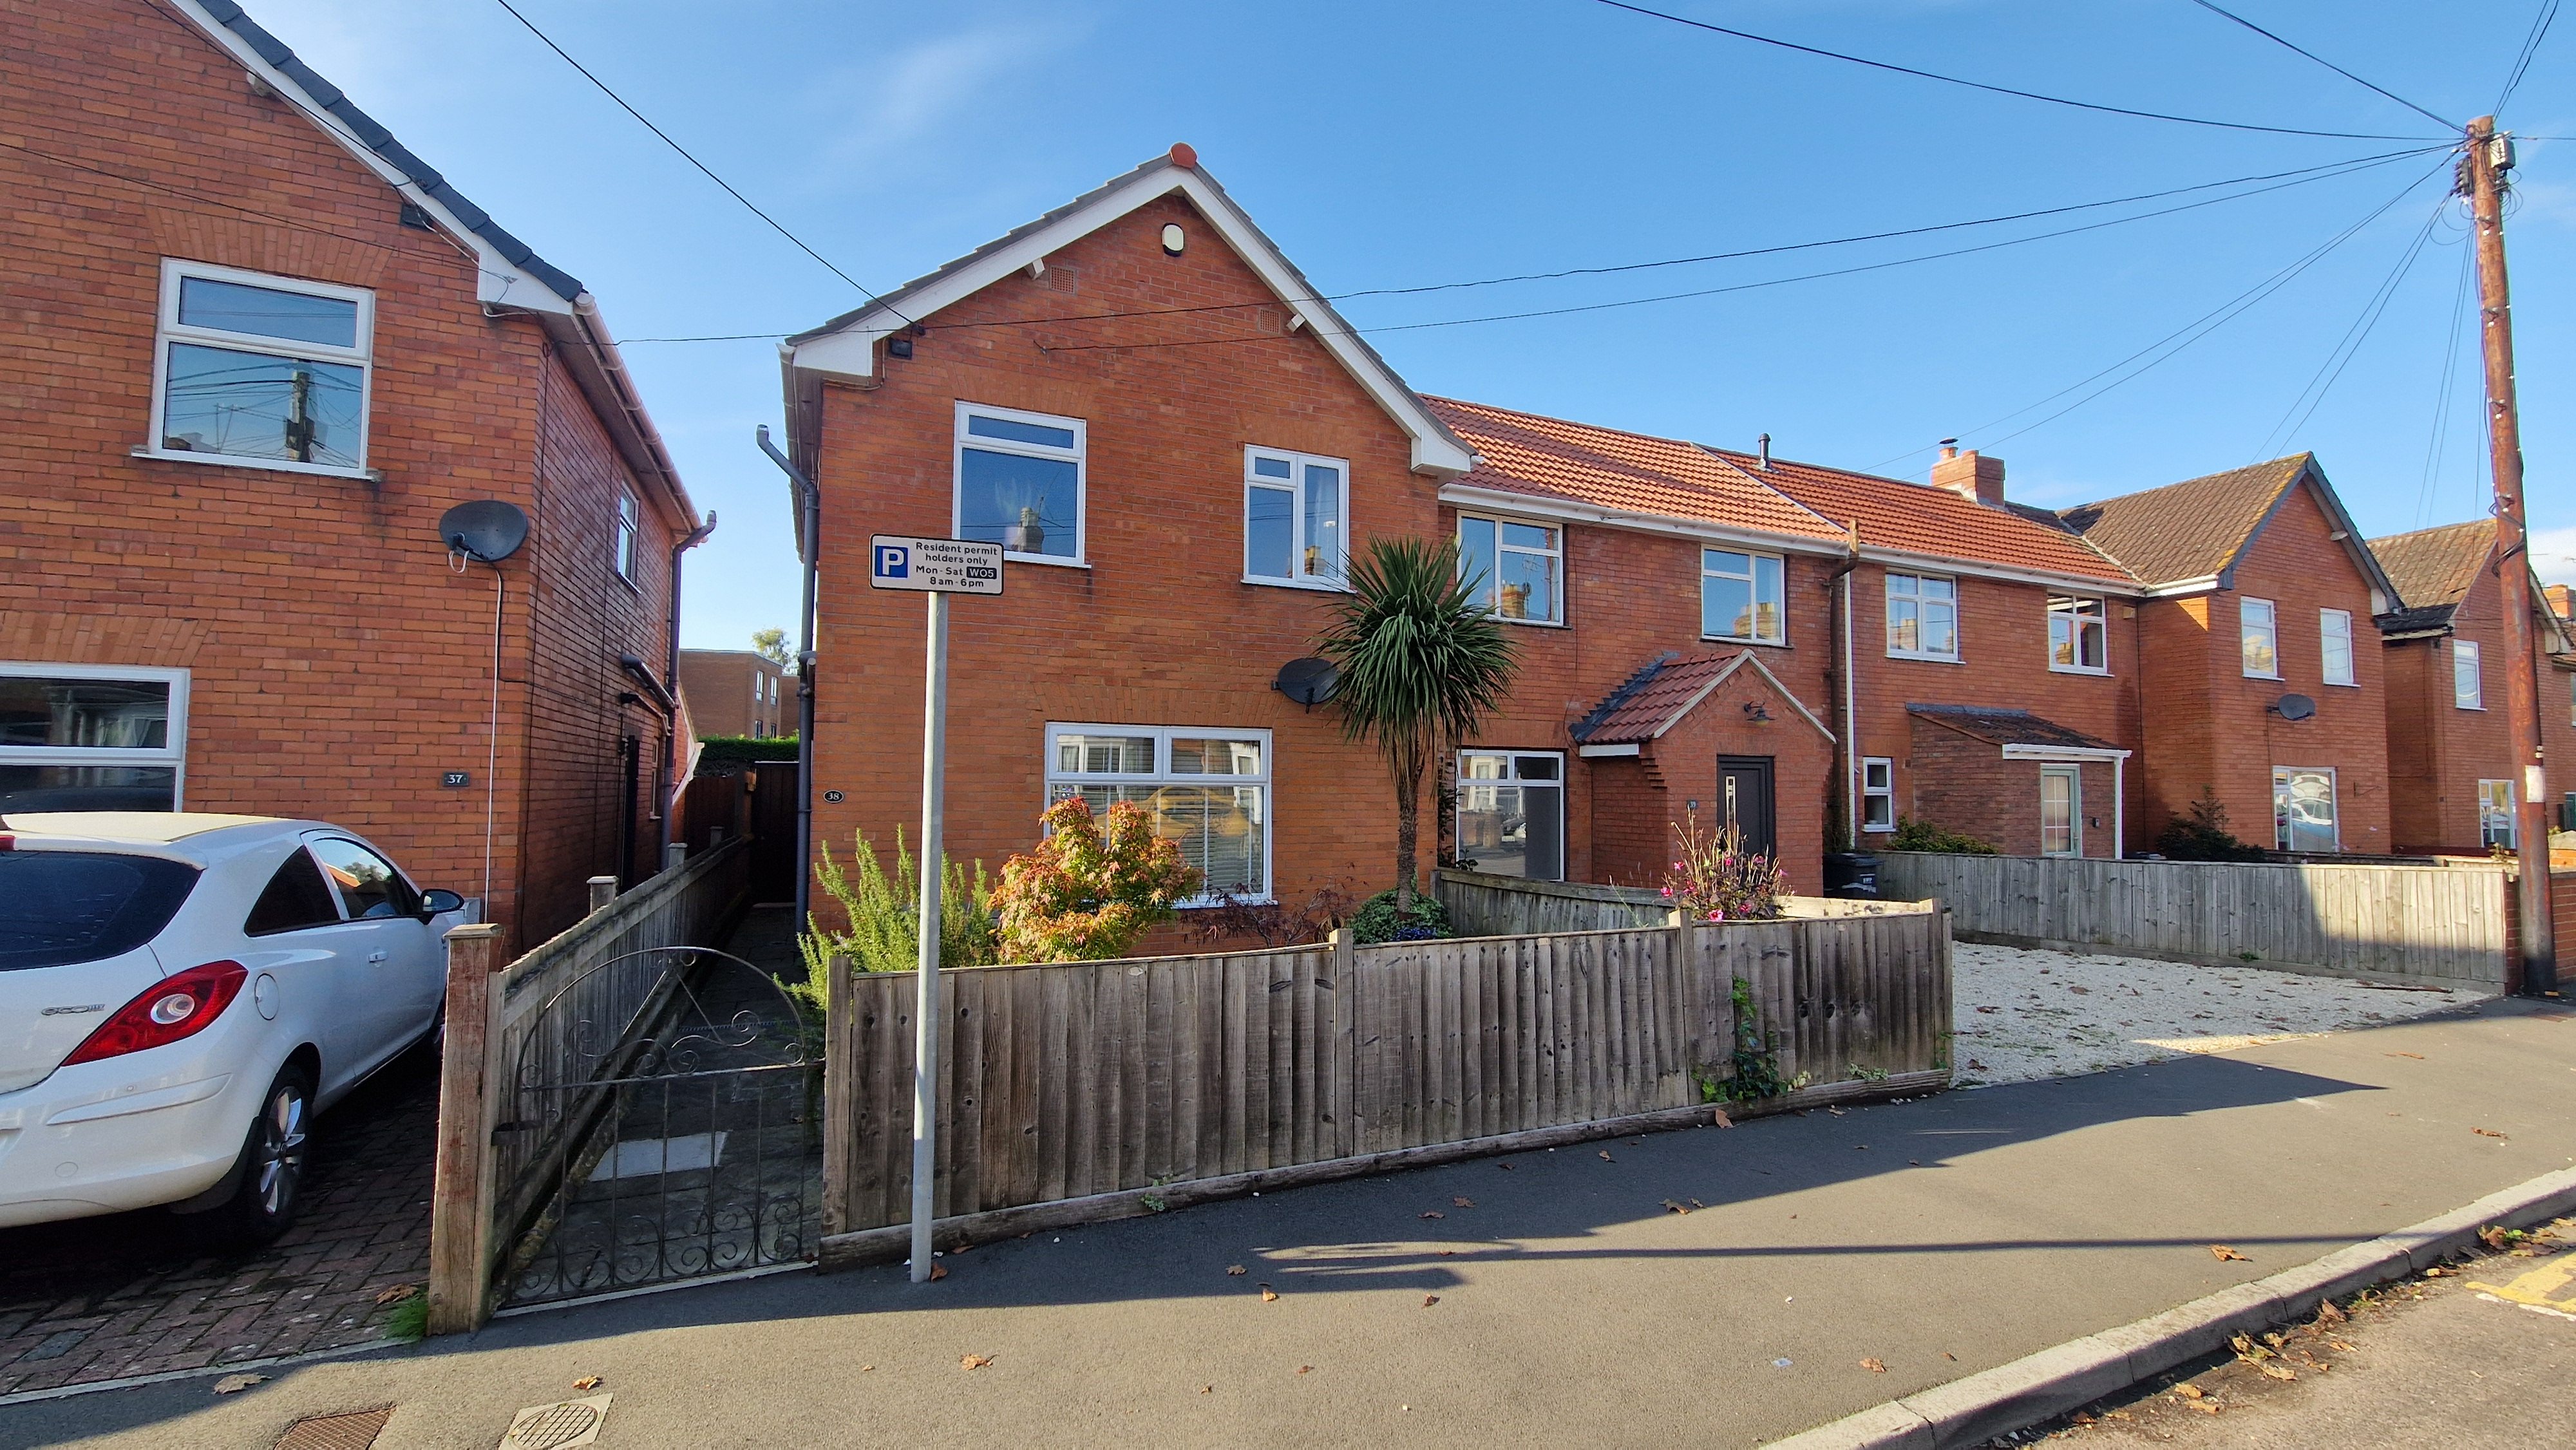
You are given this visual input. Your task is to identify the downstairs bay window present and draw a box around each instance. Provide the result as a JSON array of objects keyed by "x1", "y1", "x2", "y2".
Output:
[{"x1": 1045, "y1": 724, "x2": 1269, "y2": 903}]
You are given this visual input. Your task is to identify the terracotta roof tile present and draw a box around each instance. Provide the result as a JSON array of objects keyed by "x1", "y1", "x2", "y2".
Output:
[
  {"x1": 1572, "y1": 650, "x2": 1830, "y2": 744},
  {"x1": 1729, "y1": 451, "x2": 2135, "y2": 585},
  {"x1": 2369, "y1": 520, "x2": 2493, "y2": 619},
  {"x1": 1906, "y1": 704, "x2": 2120, "y2": 752},
  {"x1": 2052, "y1": 457, "x2": 2309, "y2": 587}
]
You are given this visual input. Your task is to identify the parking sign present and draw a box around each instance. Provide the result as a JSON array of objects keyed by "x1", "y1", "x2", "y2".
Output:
[{"x1": 867, "y1": 534, "x2": 1005, "y2": 595}]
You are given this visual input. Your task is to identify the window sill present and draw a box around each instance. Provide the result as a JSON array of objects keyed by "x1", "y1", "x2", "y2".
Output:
[
  {"x1": 1242, "y1": 576, "x2": 1350, "y2": 594},
  {"x1": 1886, "y1": 650, "x2": 1962, "y2": 664},
  {"x1": 2047, "y1": 664, "x2": 2110, "y2": 677},
  {"x1": 2243, "y1": 671, "x2": 2282, "y2": 681},
  {"x1": 1704, "y1": 634, "x2": 1789, "y2": 648},
  {"x1": 2322, "y1": 679, "x2": 2361, "y2": 688},
  {"x1": 1005, "y1": 552, "x2": 1090, "y2": 569},
  {"x1": 1494, "y1": 615, "x2": 1567, "y2": 628},
  {"x1": 1861, "y1": 824, "x2": 1896, "y2": 834},
  {"x1": 1177, "y1": 897, "x2": 1276, "y2": 910},
  {"x1": 131, "y1": 446, "x2": 378, "y2": 483},
  {"x1": 2456, "y1": 703, "x2": 2486, "y2": 711}
]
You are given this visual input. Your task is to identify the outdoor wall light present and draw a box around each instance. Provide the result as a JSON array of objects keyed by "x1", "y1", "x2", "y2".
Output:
[
  {"x1": 1741, "y1": 701, "x2": 1772, "y2": 722},
  {"x1": 1161, "y1": 223, "x2": 1186, "y2": 256}
]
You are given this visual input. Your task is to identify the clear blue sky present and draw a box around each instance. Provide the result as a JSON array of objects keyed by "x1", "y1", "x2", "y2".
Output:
[{"x1": 246, "y1": 0, "x2": 2575, "y2": 649}]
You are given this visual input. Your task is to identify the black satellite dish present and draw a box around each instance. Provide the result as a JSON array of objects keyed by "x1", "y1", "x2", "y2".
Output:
[
  {"x1": 438, "y1": 500, "x2": 530, "y2": 563},
  {"x1": 2272, "y1": 693, "x2": 2318, "y2": 722},
  {"x1": 1273, "y1": 657, "x2": 1340, "y2": 710}
]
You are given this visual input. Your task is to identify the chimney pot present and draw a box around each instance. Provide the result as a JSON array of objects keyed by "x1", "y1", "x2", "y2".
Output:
[
  {"x1": 1938, "y1": 437, "x2": 1960, "y2": 462},
  {"x1": 1757, "y1": 433, "x2": 1772, "y2": 470},
  {"x1": 1931, "y1": 447, "x2": 2006, "y2": 509}
]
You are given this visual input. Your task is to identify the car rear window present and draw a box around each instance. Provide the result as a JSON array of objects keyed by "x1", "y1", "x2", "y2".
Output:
[{"x1": 0, "y1": 851, "x2": 200, "y2": 971}]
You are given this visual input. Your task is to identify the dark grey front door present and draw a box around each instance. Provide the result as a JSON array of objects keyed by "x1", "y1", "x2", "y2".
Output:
[{"x1": 1718, "y1": 755, "x2": 1777, "y2": 861}]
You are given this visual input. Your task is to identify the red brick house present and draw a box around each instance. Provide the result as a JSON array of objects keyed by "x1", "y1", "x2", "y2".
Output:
[
  {"x1": 0, "y1": 0, "x2": 701, "y2": 944},
  {"x1": 679, "y1": 649, "x2": 790, "y2": 741},
  {"x1": 2369, "y1": 521, "x2": 2576, "y2": 853}
]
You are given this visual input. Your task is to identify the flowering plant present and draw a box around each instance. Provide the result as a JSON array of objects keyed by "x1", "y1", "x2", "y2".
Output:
[
  {"x1": 993, "y1": 796, "x2": 1204, "y2": 962},
  {"x1": 1658, "y1": 811, "x2": 1785, "y2": 922}
]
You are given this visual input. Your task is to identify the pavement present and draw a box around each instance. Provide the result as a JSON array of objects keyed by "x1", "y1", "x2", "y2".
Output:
[{"x1": 1, "y1": 995, "x2": 2566, "y2": 1450}]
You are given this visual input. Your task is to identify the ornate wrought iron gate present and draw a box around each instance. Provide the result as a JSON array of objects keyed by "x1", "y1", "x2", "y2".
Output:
[{"x1": 493, "y1": 946, "x2": 821, "y2": 1308}]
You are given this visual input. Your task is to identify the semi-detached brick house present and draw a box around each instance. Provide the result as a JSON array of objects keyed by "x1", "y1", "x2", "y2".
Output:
[
  {"x1": 780, "y1": 146, "x2": 2430, "y2": 937},
  {"x1": 2368, "y1": 521, "x2": 2576, "y2": 853},
  {"x1": 679, "y1": 649, "x2": 790, "y2": 741},
  {"x1": 0, "y1": 0, "x2": 702, "y2": 946}
]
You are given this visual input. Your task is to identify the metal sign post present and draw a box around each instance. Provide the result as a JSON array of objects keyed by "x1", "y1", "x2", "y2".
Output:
[{"x1": 869, "y1": 535, "x2": 1003, "y2": 1283}]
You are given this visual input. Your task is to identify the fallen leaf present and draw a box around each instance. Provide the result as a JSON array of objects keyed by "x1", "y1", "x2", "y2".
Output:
[
  {"x1": 2172, "y1": 1383, "x2": 2205, "y2": 1399},
  {"x1": 861, "y1": 1365, "x2": 875, "y2": 1372},
  {"x1": 2385, "y1": 1051, "x2": 2424, "y2": 1059},
  {"x1": 2069, "y1": 986, "x2": 2091, "y2": 995},
  {"x1": 1975, "y1": 1005, "x2": 2001, "y2": 1014},
  {"x1": 1419, "y1": 1210, "x2": 1444, "y2": 1219},
  {"x1": 1499, "y1": 1161, "x2": 1515, "y2": 1170},
  {"x1": 1711, "y1": 1107, "x2": 1734, "y2": 1128},
  {"x1": 1422, "y1": 1295, "x2": 1439, "y2": 1307},
  {"x1": 1690, "y1": 1198, "x2": 1705, "y2": 1209},
  {"x1": 212, "y1": 1374, "x2": 264, "y2": 1395},
  {"x1": 1200, "y1": 1384, "x2": 1213, "y2": 1394},
  {"x1": 1227, "y1": 1265, "x2": 1247, "y2": 1276},
  {"x1": 2315, "y1": 1298, "x2": 2346, "y2": 1324},
  {"x1": 1943, "y1": 1352, "x2": 1956, "y2": 1362},
  {"x1": 571, "y1": 1376, "x2": 603, "y2": 1391},
  {"x1": 1260, "y1": 1286, "x2": 1279, "y2": 1303},
  {"x1": 952, "y1": 1243, "x2": 974, "y2": 1254},
  {"x1": 372, "y1": 1284, "x2": 418, "y2": 1306},
  {"x1": 2473, "y1": 1128, "x2": 2509, "y2": 1140},
  {"x1": 2257, "y1": 1362, "x2": 2298, "y2": 1382},
  {"x1": 1452, "y1": 1197, "x2": 1473, "y2": 1208},
  {"x1": 2479, "y1": 1227, "x2": 2513, "y2": 1250},
  {"x1": 1860, "y1": 1358, "x2": 1887, "y2": 1373},
  {"x1": 2070, "y1": 1410, "x2": 2095, "y2": 1424},
  {"x1": 2211, "y1": 1245, "x2": 2251, "y2": 1262},
  {"x1": 1297, "y1": 1365, "x2": 1312, "y2": 1375},
  {"x1": 929, "y1": 1263, "x2": 949, "y2": 1281},
  {"x1": 960, "y1": 1354, "x2": 992, "y2": 1371},
  {"x1": 1598, "y1": 1150, "x2": 1615, "y2": 1161},
  {"x1": 1662, "y1": 1199, "x2": 1691, "y2": 1214}
]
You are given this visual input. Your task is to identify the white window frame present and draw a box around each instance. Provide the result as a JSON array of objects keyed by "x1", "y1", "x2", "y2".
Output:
[
  {"x1": 1701, "y1": 549, "x2": 1787, "y2": 645},
  {"x1": 2272, "y1": 765, "x2": 2340, "y2": 853},
  {"x1": 2454, "y1": 639, "x2": 2484, "y2": 709},
  {"x1": 1457, "y1": 513, "x2": 1565, "y2": 626},
  {"x1": 1885, "y1": 572, "x2": 1960, "y2": 661},
  {"x1": 955, "y1": 400, "x2": 1087, "y2": 567},
  {"x1": 614, "y1": 487, "x2": 640, "y2": 585},
  {"x1": 1041, "y1": 722, "x2": 1273, "y2": 906},
  {"x1": 2040, "y1": 764, "x2": 2082, "y2": 858},
  {"x1": 2319, "y1": 608, "x2": 2357, "y2": 687},
  {"x1": 2240, "y1": 597, "x2": 2280, "y2": 679},
  {"x1": 1454, "y1": 748, "x2": 1567, "y2": 882},
  {"x1": 1241, "y1": 446, "x2": 1350, "y2": 590},
  {"x1": 1860, "y1": 757, "x2": 1895, "y2": 833},
  {"x1": 0, "y1": 663, "x2": 191, "y2": 809},
  {"x1": 2046, "y1": 595, "x2": 2108, "y2": 675},
  {"x1": 143, "y1": 259, "x2": 375, "y2": 480},
  {"x1": 2477, "y1": 778, "x2": 2517, "y2": 849}
]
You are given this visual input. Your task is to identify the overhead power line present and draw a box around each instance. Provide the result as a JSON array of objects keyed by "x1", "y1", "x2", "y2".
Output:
[
  {"x1": 2249, "y1": 198, "x2": 2447, "y2": 460},
  {"x1": 1589, "y1": 0, "x2": 2448, "y2": 141},
  {"x1": 2496, "y1": 0, "x2": 2560, "y2": 113},
  {"x1": 2181, "y1": 0, "x2": 2460, "y2": 131}
]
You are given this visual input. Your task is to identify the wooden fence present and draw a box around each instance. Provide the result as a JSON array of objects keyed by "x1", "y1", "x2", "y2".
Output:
[
  {"x1": 818, "y1": 898, "x2": 1951, "y2": 1265},
  {"x1": 1876, "y1": 851, "x2": 2510, "y2": 988}
]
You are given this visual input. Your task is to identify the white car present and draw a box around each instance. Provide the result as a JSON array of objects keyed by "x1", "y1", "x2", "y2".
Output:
[{"x1": 0, "y1": 813, "x2": 464, "y2": 1240}]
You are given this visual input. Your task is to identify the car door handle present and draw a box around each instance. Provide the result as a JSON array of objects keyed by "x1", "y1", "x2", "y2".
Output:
[{"x1": 368, "y1": 950, "x2": 388, "y2": 963}]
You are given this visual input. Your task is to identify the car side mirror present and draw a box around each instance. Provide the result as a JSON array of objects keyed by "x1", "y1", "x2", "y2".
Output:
[{"x1": 421, "y1": 889, "x2": 467, "y2": 917}]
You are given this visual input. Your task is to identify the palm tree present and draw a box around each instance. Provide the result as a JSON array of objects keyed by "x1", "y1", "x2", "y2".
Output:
[{"x1": 1316, "y1": 536, "x2": 1520, "y2": 912}]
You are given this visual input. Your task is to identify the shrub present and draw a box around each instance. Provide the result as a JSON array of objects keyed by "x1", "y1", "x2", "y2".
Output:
[
  {"x1": 793, "y1": 830, "x2": 996, "y2": 1013},
  {"x1": 694, "y1": 735, "x2": 800, "y2": 767},
  {"x1": 992, "y1": 797, "x2": 1202, "y2": 963},
  {"x1": 1660, "y1": 813, "x2": 1786, "y2": 921},
  {"x1": 1182, "y1": 885, "x2": 1356, "y2": 949},
  {"x1": 1349, "y1": 885, "x2": 1450, "y2": 943},
  {"x1": 2154, "y1": 789, "x2": 2266, "y2": 862},
  {"x1": 1890, "y1": 816, "x2": 2000, "y2": 855}
]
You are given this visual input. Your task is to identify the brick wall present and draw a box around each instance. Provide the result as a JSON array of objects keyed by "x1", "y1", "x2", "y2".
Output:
[
  {"x1": 1905, "y1": 719, "x2": 2117, "y2": 858},
  {"x1": 679, "y1": 649, "x2": 787, "y2": 740},
  {"x1": 2385, "y1": 563, "x2": 2576, "y2": 854}
]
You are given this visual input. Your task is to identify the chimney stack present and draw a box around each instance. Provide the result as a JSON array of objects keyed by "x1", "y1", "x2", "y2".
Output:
[
  {"x1": 1931, "y1": 441, "x2": 2005, "y2": 509},
  {"x1": 1757, "y1": 433, "x2": 1772, "y2": 470},
  {"x1": 2546, "y1": 583, "x2": 2573, "y2": 621}
]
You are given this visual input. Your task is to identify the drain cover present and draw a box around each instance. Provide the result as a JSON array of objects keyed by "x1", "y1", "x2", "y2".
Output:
[
  {"x1": 500, "y1": 1395, "x2": 611, "y2": 1450},
  {"x1": 276, "y1": 1407, "x2": 394, "y2": 1450}
]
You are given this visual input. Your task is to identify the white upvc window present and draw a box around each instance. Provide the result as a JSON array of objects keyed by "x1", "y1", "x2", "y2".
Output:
[
  {"x1": 2240, "y1": 597, "x2": 2280, "y2": 678},
  {"x1": 1860, "y1": 757, "x2": 1895, "y2": 833},
  {"x1": 1702, "y1": 549, "x2": 1786, "y2": 643},
  {"x1": 1457, "y1": 514, "x2": 1562, "y2": 625},
  {"x1": 2477, "y1": 778, "x2": 2516, "y2": 849},
  {"x1": 2454, "y1": 639, "x2": 2484, "y2": 709},
  {"x1": 1886, "y1": 572, "x2": 1958, "y2": 660},
  {"x1": 614, "y1": 488, "x2": 639, "y2": 583},
  {"x1": 1455, "y1": 749, "x2": 1566, "y2": 881},
  {"x1": 0, "y1": 664, "x2": 190, "y2": 813},
  {"x1": 956, "y1": 402, "x2": 1085, "y2": 565},
  {"x1": 2320, "y1": 608, "x2": 2356, "y2": 686},
  {"x1": 2273, "y1": 766, "x2": 2338, "y2": 852},
  {"x1": 1243, "y1": 446, "x2": 1347, "y2": 588},
  {"x1": 2047, "y1": 595, "x2": 2108, "y2": 673},
  {"x1": 147, "y1": 259, "x2": 375, "y2": 477},
  {"x1": 1044, "y1": 724, "x2": 1270, "y2": 904}
]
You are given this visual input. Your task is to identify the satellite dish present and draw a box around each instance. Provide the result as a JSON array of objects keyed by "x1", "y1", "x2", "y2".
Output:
[
  {"x1": 438, "y1": 500, "x2": 529, "y2": 563},
  {"x1": 2273, "y1": 693, "x2": 2317, "y2": 722},
  {"x1": 1273, "y1": 657, "x2": 1340, "y2": 708}
]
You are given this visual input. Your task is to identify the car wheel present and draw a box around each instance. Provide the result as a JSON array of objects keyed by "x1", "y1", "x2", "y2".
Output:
[{"x1": 213, "y1": 1064, "x2": 314, "y2": 1245}]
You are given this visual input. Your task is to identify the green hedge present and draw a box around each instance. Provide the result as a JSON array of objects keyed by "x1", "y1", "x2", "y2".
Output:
[{"x1": 696, "y1": 735, "x2": 800, "y2": 766}]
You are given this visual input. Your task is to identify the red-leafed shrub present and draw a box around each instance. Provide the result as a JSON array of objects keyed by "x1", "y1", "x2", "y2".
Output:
[{"x1": 994, "y1": 797, "x2": 1204, "y2": 963}]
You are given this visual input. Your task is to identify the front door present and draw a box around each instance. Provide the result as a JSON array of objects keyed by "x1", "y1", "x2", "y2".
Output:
[
  {"x1": 2040, "y1": 766, "x2": 2082, "y2": 857},
  {"x1": 1717, "y1": 755, "x2": 1777, "y2": 861}
]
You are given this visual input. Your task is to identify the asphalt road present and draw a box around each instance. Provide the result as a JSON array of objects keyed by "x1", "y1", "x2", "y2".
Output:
[{"x1": 4, "y1": 997, "x2": 2568, "y2": 1450}]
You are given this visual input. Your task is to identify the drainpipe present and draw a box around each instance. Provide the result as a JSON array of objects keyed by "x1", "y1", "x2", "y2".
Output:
[
  {"x1": 2114, "y1": 755, "x2": 2126, "y2": 860},
  {"x1": 1829, "y1": 521, "x2": 1863, "y2": 849},
  {"x1": 661, "y1": 513, "x2": 719, "y2": 860},
  {"x1": 757, "y1": 425, "x2": 822, "y2": 941}
]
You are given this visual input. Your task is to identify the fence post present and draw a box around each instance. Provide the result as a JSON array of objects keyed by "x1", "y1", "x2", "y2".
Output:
[
  {"x1": 428, "y1": 923, "x2": 506, "y2": 1335},
  {"x1": 663, "y1": 842, "x2": 688, "y2": 872},
  {"x1": 821, "y1": 951, "x2": 851, "y2": 1237},
  {"x1": 588, "y1": 875, "x2": 617, "y2": 915}
]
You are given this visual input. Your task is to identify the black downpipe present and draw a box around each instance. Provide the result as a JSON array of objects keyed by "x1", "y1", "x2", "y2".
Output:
[{"x1": 756, "y1": 426, "x2": 822, "y2": 948}]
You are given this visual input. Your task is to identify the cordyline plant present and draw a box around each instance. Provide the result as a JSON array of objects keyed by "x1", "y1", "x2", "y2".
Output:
[
  {"x1": 1315, "y1": 536, "x2": 1520, "y2": 914},
  {"x1": 992, "y1": 796, "x2": 1202, "y2": 962},
  {"x1": 1660, "y1": 813, "x2": 1787, "y2": 922}
]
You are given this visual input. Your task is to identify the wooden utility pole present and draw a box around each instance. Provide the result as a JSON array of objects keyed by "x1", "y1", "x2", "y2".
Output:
[{"x1": 2465, "y1": 115, "x2": 2557, "y2": 996}]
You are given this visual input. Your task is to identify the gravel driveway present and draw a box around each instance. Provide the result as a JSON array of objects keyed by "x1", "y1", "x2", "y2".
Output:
[{"x1": 1951, "y1": 943, "x2": 2485, "y2": 1087}]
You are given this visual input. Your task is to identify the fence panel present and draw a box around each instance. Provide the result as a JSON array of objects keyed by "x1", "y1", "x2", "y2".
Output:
[{"x1": 1876, "y1": 851, "x2": 2508, "y2": 987}]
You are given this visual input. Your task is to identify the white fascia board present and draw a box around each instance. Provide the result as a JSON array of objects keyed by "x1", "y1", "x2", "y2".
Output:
[
  {"x1": 1577, "y1": 742, "x2": 1641, "y2": 758},
  {"x1": 1853, "y1": 542, "x2": 2143, "y2": 598},
  {"x1": 2000, "y1": 744, "x2": 2132, "y2": 761},
  {"x1": 1438, "y1": 484, "x2": 1848, "y2": 558},
  {"x1": 791, "y1": 169, "x2": 1472, "y2": 478},
  {"x1": 2139, "y1": 574, "x2": 2224, "y2": 598},
  {"x1": 169, "y1": 0, "x2": 573, "y2": 317}
]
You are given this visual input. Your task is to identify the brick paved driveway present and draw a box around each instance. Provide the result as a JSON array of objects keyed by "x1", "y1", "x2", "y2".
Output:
[{"x1": 0, "y1": 1040, "x2": 435, "y2": 1397}]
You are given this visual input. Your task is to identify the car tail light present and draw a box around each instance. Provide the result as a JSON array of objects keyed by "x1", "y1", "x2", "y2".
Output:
[{"x1": 62, "y1": 960, "x2": 249, "y2": 1065}]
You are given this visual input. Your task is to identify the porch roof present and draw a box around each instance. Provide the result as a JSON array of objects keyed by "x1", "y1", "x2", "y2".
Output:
[
  {"x1": 1572, "y1": 650, "x2": 1832, "y2": 746},
  {"x1": 1905, "y1": 704, "x2": 2120, "y2": 753}
]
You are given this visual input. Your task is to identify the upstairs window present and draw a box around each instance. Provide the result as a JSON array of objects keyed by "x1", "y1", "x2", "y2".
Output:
[
  {"x1": 2455, "y1": 640, "x2": 2484, "y2": 709},
  {"x1": 2240, "y1": 597, "x2": 2280, "y2": 678},
  {"x1": 956, "y1": 403, "x2": 1084, "y2": 563},
  {"x1": 614, "y1": 489, "x2": 639, "y2": 583},
  {"x1": 1886, "y1": 573, "x2": 1957, "y2": 660},
  {"x1": 1702, "y1": 550, "x2": 1785, "y2": 643},
  {"x1": 1458, "y1": 515, "x2": 1561, "y2": 624},
  {"x1": 1243, "y1": 447, "x2": 1346, "y2": 587},
  {"x1": 152, "y1": 261, "x2": 372, "y2": 474},
  {"x1": 2047, "y1": 595, "x2": 2107, "y2": 673},
  {"x1": 2320, "y1": 609, "x2": 2356, "y2": 686}
]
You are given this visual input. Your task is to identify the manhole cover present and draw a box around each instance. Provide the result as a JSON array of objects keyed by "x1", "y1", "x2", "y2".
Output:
[
  {"x1": 501, "y1": 1395, "x2": 611, "y2": 1450},
  {"x1": 276, "y1": 1407, "x2": 394, "y2": 1450}
]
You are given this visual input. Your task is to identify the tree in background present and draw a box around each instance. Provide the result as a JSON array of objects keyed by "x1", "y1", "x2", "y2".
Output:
[
  {"x1": 751, "y1": 626, "x2": 794, "y2": 672},
  {"x1": 1316, "y1": 536, "x2": 1519, "y2": 914}
]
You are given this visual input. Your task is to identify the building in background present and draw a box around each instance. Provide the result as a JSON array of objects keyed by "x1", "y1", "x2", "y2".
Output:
[{"x1": 678, "y1": 650, "x2": 790, "y2": 740}]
